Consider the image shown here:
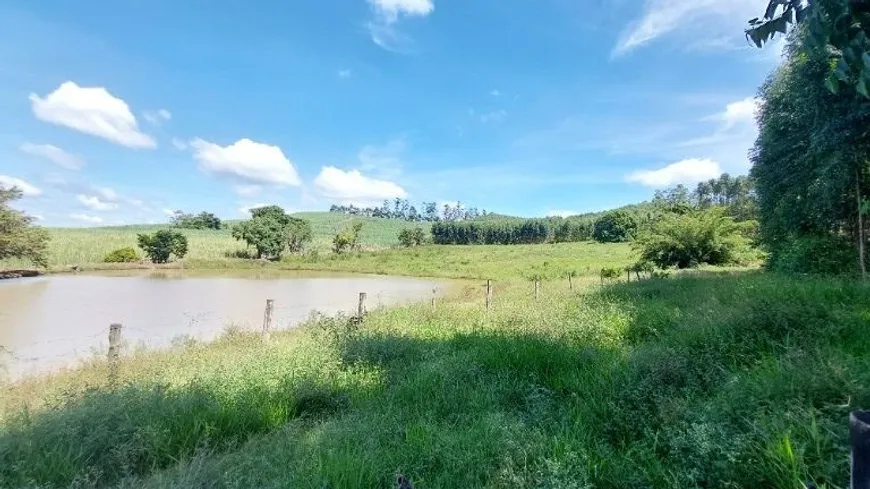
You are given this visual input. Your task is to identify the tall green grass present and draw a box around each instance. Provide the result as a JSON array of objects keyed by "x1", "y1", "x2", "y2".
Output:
[{"x1": 2, "y1": 273, "x2": 867, "y2": 488}]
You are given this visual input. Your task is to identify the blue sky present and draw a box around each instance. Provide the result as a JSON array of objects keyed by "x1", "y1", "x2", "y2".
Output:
[{"x1": 0, "y1": 0, "x2": 782, "y2": 226}]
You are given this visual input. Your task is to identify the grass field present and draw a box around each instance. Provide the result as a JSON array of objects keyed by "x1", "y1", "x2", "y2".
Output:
[
  {"x1": 2, "y1": 272, "x2": 867, "y2": 488},
  {"x1": 0, "y1": 213, "x2": 432, "y2": 270}
]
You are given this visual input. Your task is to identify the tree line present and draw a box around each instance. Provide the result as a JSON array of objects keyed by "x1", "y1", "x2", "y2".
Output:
[{"x1": 329, "y1": 199, "x2": 485, "y2": 222}]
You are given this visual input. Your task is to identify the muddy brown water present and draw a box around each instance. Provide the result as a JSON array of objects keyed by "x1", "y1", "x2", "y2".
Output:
[{"x1": 0, "y1": 269, "x2": 443, "y2": 381}]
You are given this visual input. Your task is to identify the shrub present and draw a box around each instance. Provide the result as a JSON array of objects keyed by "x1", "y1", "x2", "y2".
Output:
[
  {"x1": 634, "y1": 208, "x2": 754, "y2": 269},
  {"x1": 768, "y1": 234, "x2": 856, "y2": 275},
  {"x1": 397, "y1": 227, "x2": 427, "y2": 247},
  {"x1": 103, "y1": 247, "x2": 140, "y2": 263},
  {"x1": 333, "y1": 222, "x2": 364, "y2": 254},
  {"x1": 137, "y1": 230, "x2": 188, "y2": 264},
  {"x1": 593, "y1": 211, "x2": 638, "y2": 243}
]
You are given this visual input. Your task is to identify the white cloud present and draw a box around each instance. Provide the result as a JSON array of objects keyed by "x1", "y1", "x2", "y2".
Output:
[
  {"x1": 613, "y1": 0, "x2": 759, "y2": 56},
  {"x1": 190, "y1": 138, "x2": 301, "y2": 186},
  {"x1": 70, "y1": 213, "x2": 103, "y2": 224},
  {"x1": 704, "y1": 97, "x2": 759, "y2": 129},
  {"x1": 314, "y1": 166, "x2": 407, "y2": 204},
  {"x1": 0, "y1": 175, "x2": 42, "y2": 196},
  {"x1": 77, "y1": 194, "x2": 118, "y2": 211},
  {"x1": 171, "y1": 138, "x2": 188, "y2": 150},
  {"x1": 29, "y1": 81, "x2": 156, "y2": 149},
  {"x1": 366, "y1": 0, "x2": 434, "y2": 52},
  {"x1": 143, "y1": 108, "x2": 172, "y2": 125},
  {"x1": 490, "y1": 89, "x2": 502, "y2": 97},
  {"x1": 627, "y1": 158, "x2": 722, "y2": 187},
  {"x1": 338, "y1": 69, "x2": 352, "y2": 78},
  {"x1": 480, "y1": 109, "x2": 508, "y2": 124},
  {"x1": 162, "y1": 208, "x2": 177, "y2": 217},
  {"x1": 19, "y1": 142, "x2": 84, "y2": 170},
  {"x1": 238, "y1": 203, "x2": 273, "y2": 216},
  {"x1": 234, "y1": 184, "x2": 262, "y2": 197},
  {"x1": 368, "y1": 0, "x2": 434, "y2": 23}
]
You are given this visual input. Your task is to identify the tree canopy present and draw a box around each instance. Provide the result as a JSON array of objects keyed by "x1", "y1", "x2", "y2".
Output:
[
  {"x1": 0, "y1": 186, "x2": 49, "y2": 267},
  {"x1": 137, "y1": 230, "x2": 188, "y2": 264},
  {"x1": 232, "y1": 206, "x2": 312, "y2": 260}
]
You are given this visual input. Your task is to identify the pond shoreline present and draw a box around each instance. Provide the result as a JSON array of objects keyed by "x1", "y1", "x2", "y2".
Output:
[{"x1": 0, "y1": 269, "x2": 41, "y2": 280}]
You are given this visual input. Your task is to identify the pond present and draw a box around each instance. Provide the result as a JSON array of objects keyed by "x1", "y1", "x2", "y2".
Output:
[{"x1": 0, "y1": 269, "x2": 442, "y2": 381}]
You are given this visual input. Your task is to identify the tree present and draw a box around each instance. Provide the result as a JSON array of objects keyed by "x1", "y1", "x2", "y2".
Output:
[
  {"x1": 232, "y1": 205, "x2": 311, "y2": 259},
  {"x1": 747, "y1": 0, "x2": 870, "y2": 97},
  {"x1": 0, "y1": 186, "x2": 49, "y2": 267},
  {"x1": 751, "y1": 30, "x2": 870, "y2": 275},
  {"x1": 137, "y1": 230, "x2": 188, "y2": 264},
  {"x1": 592, "y1": 211, "x2": 638, "y2": 243},
  {"x1": 398, "y1": 227, "x2": 427, "y2": 247},
  {"x1": 171, "y1": 211, "x2": 222, "y2": 230},
  {"x1": 333, "y1": 222, "x2": 364, "y2": 254},
  {"x1": 634, "y1": 208, "x2": 756, "y2": 269}
]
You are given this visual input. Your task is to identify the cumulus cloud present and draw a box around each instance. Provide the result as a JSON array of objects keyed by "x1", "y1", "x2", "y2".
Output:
[
  {"x1": 627, "y1": 158, "x2": 722, "y2": 187},
  {"x1": 338, "y1": 69, "x2": 352, "y2": 78},
  {"x1": 314, "y1": 166, "x2": 407, "y2": 204},
  {"x1": 77, "y1": 194, "x2": 118, "y2": 211},
  {"x1": 143, "y1": 108, "x2": 172, "y2": 125},
  {"x1": 20, "y1": 142, "x2": 84, "y2": 170},
  {"x1": 29, "y1": 81, "x2": 156, "y2": 149},
  {"x1": 190, "y1": 138, "x2": 301, "y2": 186},
  {"x1": 366, "y1": 0, "x2": 434, "y2": 52},
  {"x1": 0, "y1": 175, "x2": 42, "y2": 196},
  {"x1": 612, "y1": 0, "x2": 759, "y2": 56},
  {"x1": 704, "y1": 97, "x2": 759, "y2": 129},
  {"x1": 70, "y1": 213, "x2": 103, "y2": 224}
]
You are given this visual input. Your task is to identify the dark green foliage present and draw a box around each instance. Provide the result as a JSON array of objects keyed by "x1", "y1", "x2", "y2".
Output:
[
  {"x1": 552, "y1": 218, "x2": 593, "y2": 242},
  {"x1": 0, "y1": 186, "x2": 49, "y2": 267},
  {"x1": 136, "y1": 230, "x2": 188, "y2": 264},
  {"x1": 768, "y1": 234, "x2": 856, "y2": 274},
  {"x1": 657, "y1": 175, "x2": 758, "y2": 222},
  {"x1": 748, "y1": 0, "x2": 870, "y2": 97},
  {"x1": 634, "y1": 207, "x2": 756, "y2": 269},
  {"x1": 333, "y1": 222, "x2": 364, "y2": 254},
  {"x1": 170, "y1": 211, "x2": 222, "y2": 230},
  {"x1": 592, "y1": 210, "x2": 638, "y2": 243},
  {"x1": 397, "y1": 227, "x2": 427, "y2": 247},
  {"x1": 232, "y1": 206, "x2": 312, "y2": 259},
  {"x1": 103, "y1": 247, "x2": 140, "y2": 263},
  {"x1": 751, "y1": 30, "x2": 870, "y2": 274},
  {"x1": 431, "y1": 219, "x2": 551, "y2": 245}
]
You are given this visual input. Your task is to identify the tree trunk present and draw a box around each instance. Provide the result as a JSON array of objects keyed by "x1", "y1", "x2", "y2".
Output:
[{"x1": 858, "y1": 168, "x2": 867, "y2": 279}]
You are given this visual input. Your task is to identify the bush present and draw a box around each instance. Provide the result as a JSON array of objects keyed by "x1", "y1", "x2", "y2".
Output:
[
  {"x1": 768, "y1": 234, "x2": 856, "y2": 275},
  {"x1": 397, "y1": 227, "x2": 427, "y2": 247},
  {"x1": 593, "y1": 211, "x2": 638, "y2": 243},
  {"x1": 0, "y1": 186, "x2": 49, "y2": 267},
  {"x1": 137, "y1": 230, "x2": 188, "y2": 264},
  {"x1": 103, "y1": 247, "x2": 140, "y2": 263},
  {"x1": 633, "y1": 207, "x2": 755, "y2": 269},
  {"x1": 333, "y1": 222, "x2": 364, "y2": 254}
]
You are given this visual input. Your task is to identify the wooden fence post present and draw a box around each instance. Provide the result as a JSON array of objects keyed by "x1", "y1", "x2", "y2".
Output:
[
  {"x1": 431, "y1": 286, "x2": 437, "y2": 310},
  {"x1": 108, "y1": 323, "x2": 122, "y2": 383},
  {"x1": 852, "y1": 411, "x2": 870, "y2": 489},
  {"x1": 485, "y1": 280, "x2": 493, "y2": 312},
  {"x1": 534, "y1": 279, "x2": 540, "y2": 301},
  {"x1": 358, "y1": 292, "x2": 367, "y2": 320},
  {"x1": 262, "y1": 299, "x2": 274, "y2": 337},
  {"x1": 568, "y1": 274, "x2": 573, "y2": 291}
]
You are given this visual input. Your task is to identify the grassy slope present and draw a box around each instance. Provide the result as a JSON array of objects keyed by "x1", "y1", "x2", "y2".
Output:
[
  {"x1": 1, "y1": 273, "x2": 867, "y2": 488},
  {"x1": 0, "y1": 213, "x2": 432, "y2": 269}
]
